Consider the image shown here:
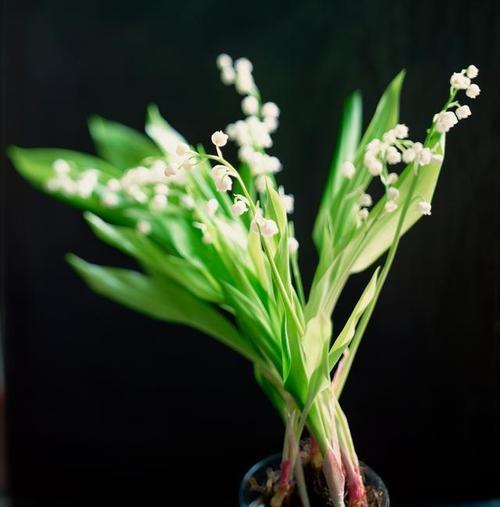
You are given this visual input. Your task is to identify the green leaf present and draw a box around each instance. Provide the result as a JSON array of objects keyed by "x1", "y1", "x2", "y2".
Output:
[
  {"x1": 266, "y1": 182, "x2": 288, "y2": 234},
  {"x1": 67, "y1": 254, "x2": 257, "y2": 362},
  {"x1": 302, "y1": 312, "x2": 332, "y2": 376},
  {"x1": 221, "y1": 282, "x2": 280, "y2": 368},
  {"x1": 328, "y1": 267, "x2": 379, "y2": 369},
  {"x1": 283, "y1": 316, "x2": 309, "y2": 407},
  {"x1": 350, "y1": 135, "x2": 446, "y2": 273},
  {"x1": 303, "y1": 336, "x2": 331, "y2": 419},
  {"x1": 248, "y1": 229, "x2": 272, "y2": 293},
  {"x1": 313, "y1": 92, "x2": 362, "y2": 250},
  {"x1": 88, "y1": 115, "x2": 162, "y2": 170},
  {"x1": 85, "y1": 213, "x2": 222, "y2": 303},
  {"x1": 145, "y1": 103, "x2": 187, "y2": 157},
  {"x1": 359, "y1": 70, "x2": 406, "y2": 147}
]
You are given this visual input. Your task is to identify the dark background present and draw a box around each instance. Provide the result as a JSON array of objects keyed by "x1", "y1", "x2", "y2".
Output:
[{"x1": 1, "y1": 0, "x2": 499, "y2": 506}]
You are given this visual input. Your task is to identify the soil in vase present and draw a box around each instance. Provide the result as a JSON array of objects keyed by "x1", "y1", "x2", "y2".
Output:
[{"x1": 240, "y1": 453, "x2": 389, "y2": 507}]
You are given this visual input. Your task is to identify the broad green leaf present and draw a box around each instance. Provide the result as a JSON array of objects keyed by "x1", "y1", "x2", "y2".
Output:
[
  {"x1": 350, "y1": 135, "x2": 445, "y2": 273},
  {"x1": 85, "y1": 213, "x2": 222, "y2": 303},
  {"x1": 248, "y1": 229, "x2": 272, "y2": 293},
  {"x1": 283, "y1": 315, "x2": 309, "y2": 407},
  {"x1": 303, "y1": 336, "x2": 331, "y2": 419},
  {"x1": 359, "y1": 70, "x2": 406, "y2": 147},
  {"x1": 266, "y1": 182, "x2": 288, "y2": 234},
  {"x1": 302, "y1": 312, "x2": 332, "y2": 376},
  {"x1": 280, "y1": 317, "x2": 292, "y2": 381},
  {"x1": 145, "y1": 103, "x2": 187, "y2": 157},
  {"x1": 88, "y1": 115, "x2": 162, "y2": 170},
  {"x1": 328, "y1": 267, "x2": 379, "y2": 369},
  {"x1": 221, "y1": 282, "x2": 280, "y2": 368},
  {"x1": 313, "y1": 92, "x2": 362, "y2": 250},
  {"x1": 67, "y1": 254, "x2": 257, "y2": 362}
]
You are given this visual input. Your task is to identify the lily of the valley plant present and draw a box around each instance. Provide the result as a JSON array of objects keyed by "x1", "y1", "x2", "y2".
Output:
[{"x1": 9, "y1": 58, "x2": 480, "y2": 507}]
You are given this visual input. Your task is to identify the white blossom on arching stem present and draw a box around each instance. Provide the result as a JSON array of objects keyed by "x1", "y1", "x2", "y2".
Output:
[
  {"x1": 77, "y1": 180, "x2": 95, "y2": 198},
  {"x1": 366, "y1": 139, "x2": 381, "y2": 154},
  {"x1": 466, "y1": 84, "x2": 480, "y2": 99},
  {"x1": 211, "y1": 130, "x2": 229, "y2": 147},
  {"x1": 259, "y1": 218, "x2": 279, "y2": 237},
  {"x1": 211, "y1": 165, "x2": 233, "y2": 192},
  {"x1": 241, "y1": 95, "x2": 259, "y2": 116},
  {"x1": 235, "y1": 71, "x2": 255, "y2": 95},
  {"x1": 386, "y1": 172, "x2": 399, "y2": 185},
  {"x1": 262, "y1": 102, "x2": 280, "y2": 118},
  {"x1": 394, "y1": 124, "x2": 409, "y2": 139},
  {"x1": 255, "y1": 175, "x2": 267, "y2": 193},
  {"x1": 176, "y1": 142, "x2": 191, "y2": 157},
  {"x1": 278, "y1": 185, "x2": 294, "y2": 214},
  {"x1": 137, "y1": 220, "x2": 152, "y2": 236},
  {"x1": 341, "y1": 161, "x2": 356, "y2": 179},
  {"x1": 53, "y1": 159, "x2": 71, "y2": 175},
  {"x1": 402, "y1": 148, "x2": 416, "y2": 164},
  {"x1": 456, "y1": 105, "x2": 472, "y2": 120},
  {"x1": 385, "y1": 200, "x2": 398, "y2": 213},
  {"x1": 450, "y1": 72, "x2": 471, "y2": 90},
  {"x1": 235, "y1": 57, "x2": 253, "y2": 73},
  {"x1": 386, "y1": 146, "x2": 402, "y2": 165},
  {"x1": 264, "y1": 115, "x2": 279, "y2": 133},
  {"x1": 358, "y1": 208, "x2": 369, "y2": 221},
  {"x1": 418, "y1": 201, "x2": 432, "y2": 215},
  {"x1": 358, "y1": 193, "x2": 372, "y2": 207},
  {"x1": 382, "y1": 129, "x2": 397, "y2": 144},
  {"x1": 416, "y1": 148, "x2": 432, "y2": 166},
  {"x1": 364, "y1": 153, "x2": 383, "y2": 176},
  {"x1": 194, "y1": 222, "x2": 213, "y2": 244},
  {"x1": 388, "y1": 187, "x2": 400, "y2": 201},
  {"x1": 151, "y1": 194, "x2": 168, "y2": 210},
  {"x1": 288, "y1": 237, "x2": 299, "y2": 254},
  {"x1": 221, "y1": 66, "x2": 236, "y2": 85},
  {"x1": 216, "y1": 174, "x2": 232, "y2": 192},
  {"x1": 265, "y1": 156, "x2": 282, "y2": 174},
  {"x1": 182, "y1": 158, "x2": 196, "y2": 171},
  {"x1": 181, "y1": 195, "x2": 195, "y2": 209},
  {"x1": 207, "y1": 198, "x2": 219, "y2": 216},
  {"x1": 216, "y1": 53, "x2": 232, "y2": 69},
  {"x1": 107, "y1": 178, "x2": 121, "y2": 192},
  {"x1": 101, "y1": 191, "x2": 119, "y2": 208},
  {"x1": 434, "y1": 111, "x2": 458, "y2": 133},
  {"x1": 466, "y1": 65, "x2": 479, "y2": 79},
  {"x1": 154, "y1": 183, "x2": 169, "y2": 195},
  {"x1": 238, "y1": 145, "x2": 255, "y2": 163},
  {"x1": 231, "y1": 198, "x2": 248, "y2": 216},
  {"x1": 164, "y1": 163, "x2": 178, "y2": 177}
]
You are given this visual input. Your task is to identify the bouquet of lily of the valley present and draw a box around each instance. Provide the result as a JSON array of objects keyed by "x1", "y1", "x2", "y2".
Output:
[{"x1": 8, "y1": 56, "x2": 481, "y2": 507}]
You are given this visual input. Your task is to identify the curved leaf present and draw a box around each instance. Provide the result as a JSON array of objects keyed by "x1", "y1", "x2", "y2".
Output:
[
  {"x1": 67, "y1": 254, "x2": 257, "y2": 362},
  {"x1": 88, "y1": 115, "x2": 162, "y2": 170}
]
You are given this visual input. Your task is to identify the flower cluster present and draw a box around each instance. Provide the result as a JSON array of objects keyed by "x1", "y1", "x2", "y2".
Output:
[
  {"x1": 158, "y1": 53, "x2": 300, "y2": 249},
  {"x1": 46, "y1": 157, "x2": 182, "y2": 214},
  {"x1": 341, "y1": 64, "x2": 479, "y2": 223},
  {"x1": 356, "y1": 123, "x2": 433, "y2": 217},
  {"x1": 434, "y1": 65, "x2": 479, "y2": 134},
  {"x1": 217, "y1": 54, "x2": 287, "y2": 199}
]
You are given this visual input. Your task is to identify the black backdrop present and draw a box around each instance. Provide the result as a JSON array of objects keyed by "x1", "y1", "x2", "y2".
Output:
[{"x1": 2, "y1": 0, "x2": 500, "y2": 506}]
